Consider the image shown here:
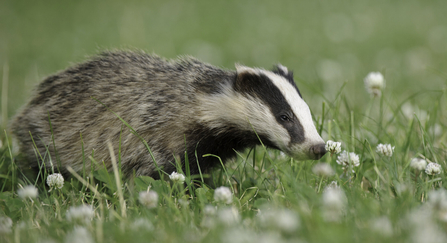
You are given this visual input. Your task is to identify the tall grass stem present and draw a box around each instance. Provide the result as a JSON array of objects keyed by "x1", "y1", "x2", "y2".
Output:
[
  {"x1": 1, "y1": 63, "x2": 8, "y2": 129},
  {"x1": 108, "y1": 142, "x2": 127, "y2": 219}
]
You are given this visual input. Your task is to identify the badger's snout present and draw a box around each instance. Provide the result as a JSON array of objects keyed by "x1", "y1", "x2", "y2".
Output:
[{"x1": 309, "y1": 143, "x2": 327, "y2": 160}]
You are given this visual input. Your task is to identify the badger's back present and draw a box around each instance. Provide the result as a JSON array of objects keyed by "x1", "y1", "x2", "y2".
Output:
[{"x1": 12, "y1": 51, "x2": 235, "y2": 177}]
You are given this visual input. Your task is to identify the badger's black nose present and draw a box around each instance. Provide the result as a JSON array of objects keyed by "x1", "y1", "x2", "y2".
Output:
[{"x1": 310, "y1": 144, "x2": 327, "y2": 159}]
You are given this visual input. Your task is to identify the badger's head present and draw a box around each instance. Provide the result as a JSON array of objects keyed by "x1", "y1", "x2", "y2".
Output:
[{"x1": 198, "y1": 64, "x2": 326, "y2": 160}]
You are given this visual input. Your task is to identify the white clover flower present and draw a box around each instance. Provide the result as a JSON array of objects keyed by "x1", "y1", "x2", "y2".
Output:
[
  {"x1": 370, "y1": 216, "x2": 393, "y2": 237},
  {"x1": 376, "y1": 144, "x2": 394, "y2": 157},
  {"x1": 401, "y1": 102, "x2": 428, "y2": 123},
  {"x1": 201, "y1": 205, "x2": 218, "y2": 229},
  {"x1": 221, "y1": 229, "x2": 284, "y2": 243},
  {"x1": 40, "y1": 238, "x2": 58, "y2": 243},
  {"x1": 404, "y1": 207, "x2": 447, "y2": 243},
  {"x1": 0, "y1": 216, "x2": 13, "y2": 234},
  {"x1": 412, "y1": 224, "x2": 447, "y2": 243},
  {"x1": 427, "y1": 189, "x2": 447, "y2": 222},
  {"x1": 130, "y1": 218, "x2": 154, "y2": 231},
  {"x1": 66, "y1": 204, "x2": 95, "y2": 224},
  {"x1": 16, "y1": 221, "x2": 29, "y2": 230},
  {"x1": 312, "y1": 163, "x2": 335, "y2": 177},
  {"x1": 429, "y1": 123, "x2": 443, "y2": 137},
  {"x1": 204, "y1": 205, "x2": 217, "y2": 216},
  {"x1": 221, "y1": 228, "x2": 257, "y2": 243},
  {"x1": 214, "y1": 186, "x2": 233, "y2": 204},
  {"x1": 395, "y1": 183, "x2": 412, "y2": 196},
  {"x1": 324, "y1": 181, "x2": 340, "y2": 191},
  {"x1": 64, "y1": 226, "x2": 94, "y2": 243},
  {"x1": 46, "y1": 173, "x2": 64, "y2": 191},
  {"x1": 425, "y1": 162, "x2": 442, "y2": 176},
  {"x1": 178, "y1": 199, "x2": 189, "y2": 207},
  {"x1": 438, "y1": 210, "x2": 447, "y2": 223},
  {"x1": 325, "y1": 140, "x2": 342, "y2": 155},
  {"x1": 169, "y1": 171, "x2": 186, "y2": 184},
  {"x1": 322, "y1": 187, "x2": 347, "y2": 210},
  {"x1": 410, "y1": 158, "x2": 427, "y2": 171},
  {"x1": 18, "y1": 185, "x2": 38, "y2": 200},
  {"x1": 321, "y1": 187, "x2": 347, "y2": 222},
  {"x1": 336, "y1": 150, "x2": 360, "y2": 171},
  {"x1": 364, "y1": 72, "x2": 385, "y2": 97},
  {"x1": 139, "y1": 190, "x2": 159, "y2": 208},
  {"x1": 217, "y1": 207, "x2": 240, "y2": 225},
  {"x1": 428, "y1": 189, "x2": 447, "y2": 210},
  {"x1": 257, "y1": 208, "x2": 300, "y2": 233}
]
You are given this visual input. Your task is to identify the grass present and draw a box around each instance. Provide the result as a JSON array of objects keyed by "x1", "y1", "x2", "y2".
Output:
[{"x1": 1, "y1": 0, "x2": 447, "y2": 242}]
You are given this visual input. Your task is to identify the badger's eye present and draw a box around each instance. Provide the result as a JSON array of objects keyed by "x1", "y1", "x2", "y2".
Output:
[{"x1": 280, "y1": 115, "x2": 290, "y2": 122}]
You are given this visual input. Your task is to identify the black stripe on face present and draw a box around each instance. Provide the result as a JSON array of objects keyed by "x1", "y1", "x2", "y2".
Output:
[
  {"x1": 271, "y1": 65, "x2": 302, "y2": 98},
  {"x1": 234, "y1": 72, "x2": 305, "y2": 144}
]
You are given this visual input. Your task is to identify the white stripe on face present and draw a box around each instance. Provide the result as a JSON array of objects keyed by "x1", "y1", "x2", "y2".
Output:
[
  {"x1": 197, "y1": 83, "x2": 291, "y2": 150},
  {"x1": 261, "y1": 70, "x2": 324, "y2": 158}
]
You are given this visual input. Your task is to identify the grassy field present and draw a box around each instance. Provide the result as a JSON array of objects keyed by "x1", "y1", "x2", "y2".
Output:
[{"x1": 1, "y1": 0, "x2": 447, "y2": 242}]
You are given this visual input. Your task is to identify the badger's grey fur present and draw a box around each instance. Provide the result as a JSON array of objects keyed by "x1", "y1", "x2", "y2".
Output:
[{"x1": 11, "y1": 51, "x2": 326, "y2": 178}]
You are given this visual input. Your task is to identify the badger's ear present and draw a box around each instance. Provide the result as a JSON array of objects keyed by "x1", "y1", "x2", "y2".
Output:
[
  {"x1": 272, "y1": 63, "x2": 296, "y2": 87},
  {"x1": 272, "y1": 64, "x2": 289, "y2": 76},
  {"x1": 235, "y1": 64, "x2": 260, "y2": 82},
  {"x1": 235, "y1": 64, "x2": 258, "y2": 76},
  {"x1": 234, "y1": 64, "x2": 261, "y2": 92}
]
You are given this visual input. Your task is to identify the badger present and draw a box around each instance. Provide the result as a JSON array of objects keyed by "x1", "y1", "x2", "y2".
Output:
[{"x1": 11, "y1": 51, "x2": 326, "y2": 179}]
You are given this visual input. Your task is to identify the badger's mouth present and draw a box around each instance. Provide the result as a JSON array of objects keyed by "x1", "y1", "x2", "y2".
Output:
[
  {"x1": 284, "y1": 142, "x2": 327, "y2": 161},
  {"x1": 308, "y1": 143, "x2": 327, "y2": 159}
]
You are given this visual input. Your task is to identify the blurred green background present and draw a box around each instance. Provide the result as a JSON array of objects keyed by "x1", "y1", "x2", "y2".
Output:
[{"x1": 1, "y1": 0, "x2": 446, "y2": 122}]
